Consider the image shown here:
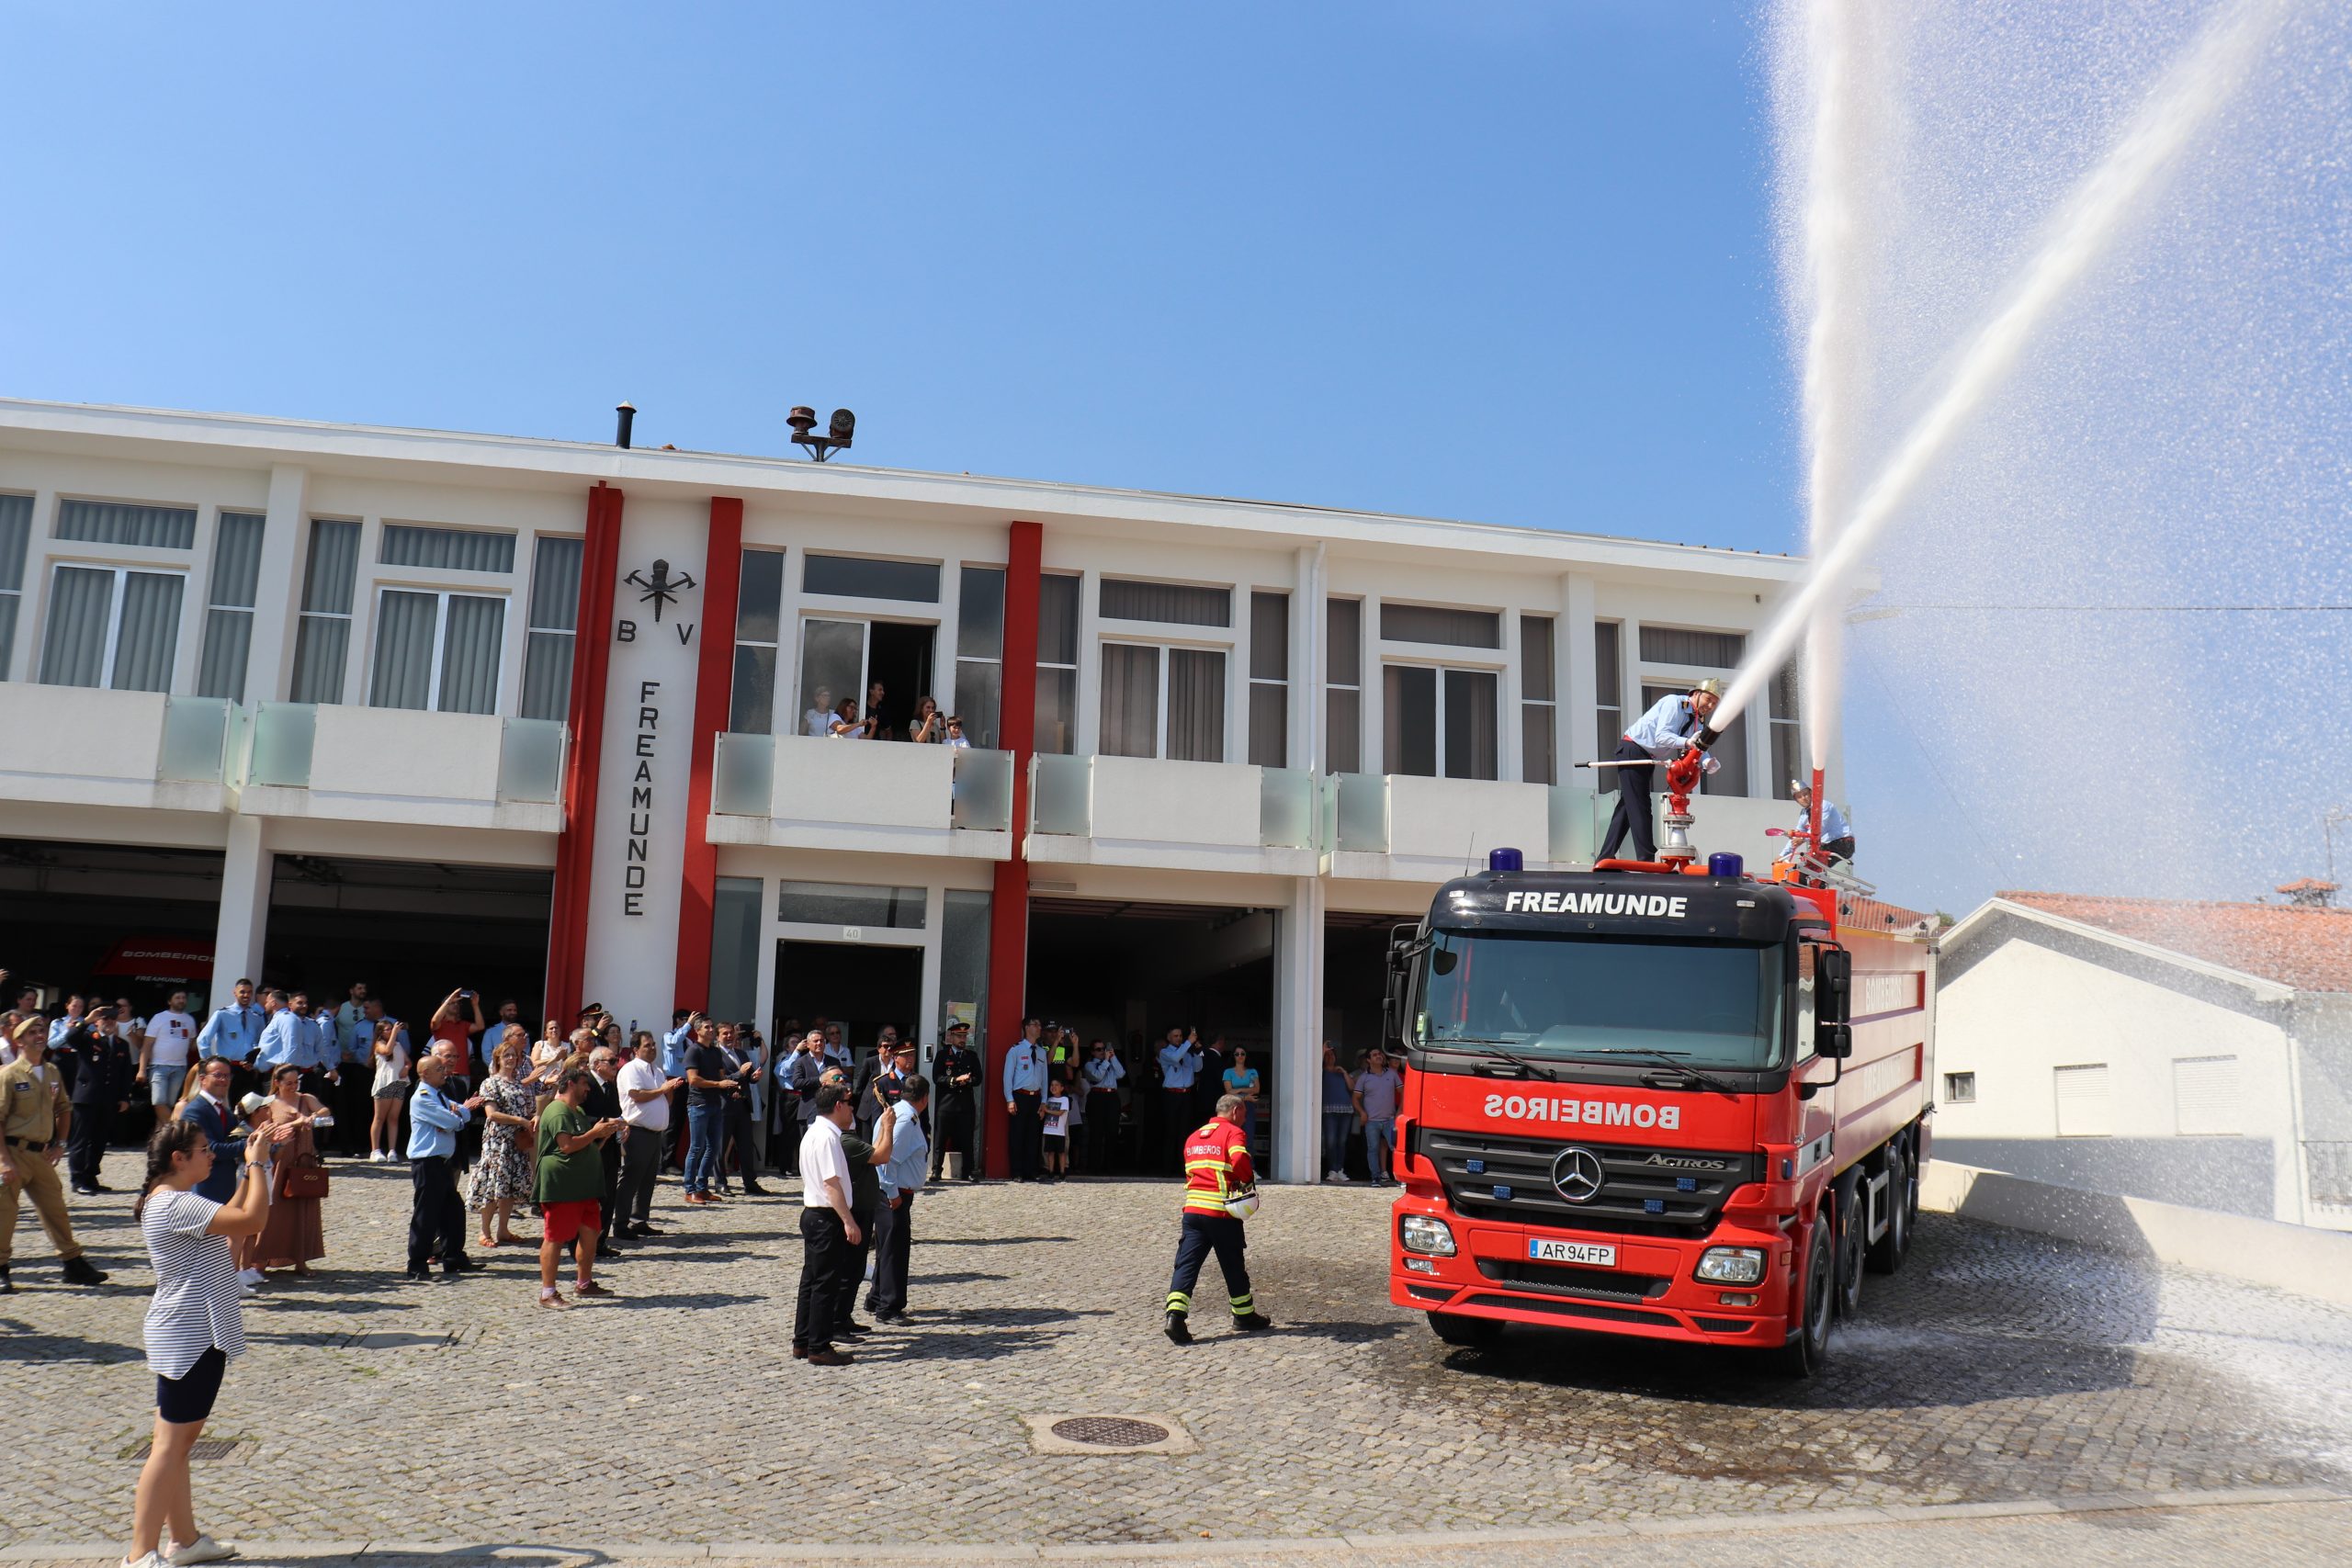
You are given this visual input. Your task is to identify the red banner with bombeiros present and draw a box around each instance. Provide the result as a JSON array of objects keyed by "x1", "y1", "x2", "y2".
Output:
[{"x1": 91, "y1": 938, "x2": 214, "y2": 980}]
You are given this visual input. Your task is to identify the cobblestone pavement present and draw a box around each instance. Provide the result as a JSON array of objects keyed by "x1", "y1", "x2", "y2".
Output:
[{"x1": 7, "y1": 1152, "x2": 2351, "y2": 1556}]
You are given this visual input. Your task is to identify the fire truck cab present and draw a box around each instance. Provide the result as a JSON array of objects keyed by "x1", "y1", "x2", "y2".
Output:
[{"x1": 1382, "y1": 851, "x2": 1935, "y2": 1376}]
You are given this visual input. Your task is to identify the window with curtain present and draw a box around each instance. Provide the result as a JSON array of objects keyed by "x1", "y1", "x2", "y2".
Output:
[
  {"x1": 1770, "y1": 664, "x2": 1802, "y2": 800},
  {"x1": 1384, "y1": 664, "x2": 1497, "y2": 780},
  {"x1": 1101, "y1": 642, "x2": 1225, "y2": 762},
  {"x1": 1521, "y1": 614, "x2": 1555, "y2": 785},
  {"x1": 520, "y1": 536, "x2": 585, "y2": 722},
  {"x1": 1249, "y1": 590, "x2": 1288, "y2": 768},
  {"x1": 1642, "y1": 682, "x2": 1748, "y2": 795},
  {"x1": 378, "y1": 524, "x2": 516, "y2": 573},
  {"x1": 1035, "y1": 573, "x2": 1080, "y2": 755},
  {"x1": 1638, "y1": 625, "x2": 1746, "y2": 668},
  {"x1": 802, "y1": 554, "x2": 940, "y2": 604},
  {"x1": 955, "y1": 565, "x2": 1004, "y2": 749},
  {"x1": 368, "y1": 588, "x2": 505, "y2": 714},
  {"x1": 1099, "y1": 577, "x2": 1230, "y2": 627},
  {"x1": 729, "y1": 547, "x2": 786, "y2": 733},
  {"x1": 1594, "y1": 620, "x2": 1623, "y2": 759},
  {"x1": 0, "y1": 493, "x2": 29, "y2": 681},
  {"x1": 195, "y1": 512, "x2": 266, "y2": 701},
  {"x1": 54, "y1": 500, "x2": 197, "y2": 549},
  {"x1": 289, "y1": 519, "x2": 361, "y2": 704},
  {"x1": 1326, "y1": 597, "x2": 1362, "y2": 773},
  {"x1": 1381, "y1": 602, "x2": 1501, "y2": 649},
  {"x1": 37, "y1": 564, "x2": 185, "y2": 693}
]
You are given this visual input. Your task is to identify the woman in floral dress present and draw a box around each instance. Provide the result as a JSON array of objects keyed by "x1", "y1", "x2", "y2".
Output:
[{"x1": 469, "y1": 1036, "x2": 536, "y2": 1247}]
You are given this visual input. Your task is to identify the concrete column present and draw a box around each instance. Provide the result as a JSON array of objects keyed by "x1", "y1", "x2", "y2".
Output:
[
  {"x1": 211, "y1": 813, "x2": 273, "y2": 997},
  {"x1": 1563, "y1": 573, "x2": 1596, "y2": 767},
  {"x1": 1291, "y1": 546, "x2": 1322, "y2": 773},
  {"x1": 246, "y1": 465, "x2": 308, "y2": 705},
  {"x1": 1272, "y1": 873, "x2": 1325, "y2": 1183}
]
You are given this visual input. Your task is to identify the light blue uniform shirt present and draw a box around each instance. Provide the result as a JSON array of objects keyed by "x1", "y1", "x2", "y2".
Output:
[
  {"x1": 1001, "y1": 1040, "x2": 1046, "y2": 1098},
  {"x1": 878, "y1": 1100, "x2": 929, "y2": 1199},
  {"x1": 1082, "y1": 1055, "x2": 1125, "y2": 1091},
  {"x1": 662, "y1": 1021, "x2": 696, "y2": 1077},
  {"x1": 407, "y1": 1082, "x2": 471, "y2": 1159},
  {"x1": 1157, "y1": 1042, "x2": 1203, "y2": 1090},
  {"x1": 1623, "y1": 694, "x2": 1722, "y2": 773},
  {"x1": 48, "y1": 1016, "x2": 80, "y2": 1049},
  {"x1": 198, "y1": 1003, "x2": 265, "y2": 1061},
  {"x1": 252, "y1": 1009, "x2": 306, "y2": 1071},
  {"x1": 334, "y1": 1002, "x2": 374, "y2": 1065},
  {"x1": 301, "y1": 1014, "x2": 341, "y2": 1073},
  {"x1": 1800, "y1": 801, "x2": 1852, "y2": 841}
]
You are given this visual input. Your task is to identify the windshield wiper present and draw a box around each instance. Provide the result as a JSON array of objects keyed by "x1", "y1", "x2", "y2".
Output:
[
  {"x1": 1430, "y1": 1037, "x2": 1554, "y2": 1078},
  {"x1": 1594, "y1": 1048, "x2": 1741, "y2": 1096}
]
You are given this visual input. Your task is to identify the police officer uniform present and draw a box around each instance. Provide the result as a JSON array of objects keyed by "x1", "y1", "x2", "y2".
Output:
[
  {"x1": 0, "y1": 1044, "x2": 108, "y2": 1290},
  {"x1": 929, "y1": 1026, "x2": 980, "y2": 1181},
  {"x1": 1163, "y1": 1106, "x2": 1274, "y2": 1344}
]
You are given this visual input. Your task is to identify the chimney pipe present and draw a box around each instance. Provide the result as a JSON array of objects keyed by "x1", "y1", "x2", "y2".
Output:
[{"x1": 615, "y1": 401, "x2": 637, "y2": 449}]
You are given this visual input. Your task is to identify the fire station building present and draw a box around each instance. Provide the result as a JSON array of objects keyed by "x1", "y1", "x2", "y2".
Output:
[{"x1": 0, "y1": 399, "x2": 1826, "y2": 1179}]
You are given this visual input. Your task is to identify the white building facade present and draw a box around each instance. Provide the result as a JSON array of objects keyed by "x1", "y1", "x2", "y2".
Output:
[
  {"x1": 0, "y1": 398, "x2": 1824, "y2": 1179},
  {"x1": 1936, "y1": 893, "x2": 2352, "y2": 1230}
]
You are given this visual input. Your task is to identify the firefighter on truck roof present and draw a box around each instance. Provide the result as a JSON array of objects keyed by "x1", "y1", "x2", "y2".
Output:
[
  {"x1": 1163, "y1": 1093, "x2": 1276, "y2": 1345},
  {"x1": 1595, "y1": 677, "x2": 1724, "y2": 865}
]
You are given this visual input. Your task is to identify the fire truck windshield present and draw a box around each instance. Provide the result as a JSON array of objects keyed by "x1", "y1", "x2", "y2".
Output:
[{"x1": 1418, "y1": 929, "x2": 1786, "y2": 1070}]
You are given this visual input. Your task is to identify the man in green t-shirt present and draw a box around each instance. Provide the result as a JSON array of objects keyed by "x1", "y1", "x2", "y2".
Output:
[{"x1": 536, "y1": 1067, "x2": 623, "y2": 1309}]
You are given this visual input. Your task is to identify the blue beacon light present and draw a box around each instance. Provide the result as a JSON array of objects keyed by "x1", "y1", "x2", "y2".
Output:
[
  {"x1": 1707, "y1": 852, "x2": 1744, "y2": 878},
  {"x1": 1488, "y1": 847, "x2": 1524, "y2": 872}
]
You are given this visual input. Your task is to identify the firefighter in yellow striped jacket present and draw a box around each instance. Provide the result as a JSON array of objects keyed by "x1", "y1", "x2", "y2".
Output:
[{"x1": 1164, "y1": 1093, "x2": 1276, "y2": 1345}]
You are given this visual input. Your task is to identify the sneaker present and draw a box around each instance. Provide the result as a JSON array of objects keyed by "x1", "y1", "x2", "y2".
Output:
[
  {"x1": 122, "y1": 1554, "x2": 167, "y2": 1568},
  {"x1": 1164, "y1": 1311, "x2": 1193, "y2": 1345},
  {"x1": 237, "y1": 1267, "x2": 265, "y2": 1287},
  {"x1": 167, "y1": 1533, "x2": 237, "y2": 1564},
  {"x1": 1325, "y1": 1171, "x2": 1350, "y2": 1183}
]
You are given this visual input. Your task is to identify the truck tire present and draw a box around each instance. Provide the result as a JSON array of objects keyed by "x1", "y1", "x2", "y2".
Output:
[
  {"x1": 1772, "y1": 1213, "x2": 1834, "y2": 1377},
  {"x1": 1866, "y1": 1134, "x2": 1915, "y2": 1275},
  {"x1": 1427, "y1": 1311, "x2": 1502, "y2": 1348},
  {"x1": 1833, "y1": 1176, "x2": 1867, "y2": 1319}
]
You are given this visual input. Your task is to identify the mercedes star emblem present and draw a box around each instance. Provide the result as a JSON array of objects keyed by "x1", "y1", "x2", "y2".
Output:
[{"x1": 1552, "y1": 1146, "x2": 1605, "y2": 1204}]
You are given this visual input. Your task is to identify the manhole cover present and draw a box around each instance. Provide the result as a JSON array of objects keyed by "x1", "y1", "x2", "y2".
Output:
[
  {"x1": 1050, "y1": 1416, "x2": 1170, "y2": 1448},
  {"x1": 1023, "y1": 1412, "x2": 1198, "y2": 1454},
  {"x1": 123, "y1": 1439, "x2": 244, "y2": 1462}
]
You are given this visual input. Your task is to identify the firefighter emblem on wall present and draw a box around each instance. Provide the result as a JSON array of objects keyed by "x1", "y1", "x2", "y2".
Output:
[{"x1": 626, "y1": 558, "x2": 696, "y2": 621}]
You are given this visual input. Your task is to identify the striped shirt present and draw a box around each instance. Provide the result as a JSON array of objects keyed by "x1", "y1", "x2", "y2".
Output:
[{"x1": 141, "y1": 1187, "x2": 245, "y2": 1380}]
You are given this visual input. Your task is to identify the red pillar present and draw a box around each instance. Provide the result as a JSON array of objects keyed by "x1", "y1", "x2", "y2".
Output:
[
  {"x1": 545, "y1": 483, "x2": 624, "y2": 1025},
  {"x1": 674, "y1": 496, "x2": 744, "y2": 1009},
  {"x1": 984, "y1": 519, "x2": 1043, "y2": 1178}
]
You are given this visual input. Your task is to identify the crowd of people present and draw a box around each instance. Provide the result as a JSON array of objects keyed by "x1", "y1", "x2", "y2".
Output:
[{"x1": 0, "y1": 962, "x2": 1357, "y2": 1567}]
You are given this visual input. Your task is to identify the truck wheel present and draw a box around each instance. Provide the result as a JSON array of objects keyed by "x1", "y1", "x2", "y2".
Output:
[
  {"x1": 1834, "y1": 1178, "x2": 1867, "y2": 1319},
  {"x1": 1427, "y1": 1311, "x2": 1501, "y2": 1348},
  {"x1": 1866, "y1": 1135, "x2": 1915, "y2": 1275},
  {"x1": 1772, "y1": 1216, "x2": 1834, "y2": 1377}
]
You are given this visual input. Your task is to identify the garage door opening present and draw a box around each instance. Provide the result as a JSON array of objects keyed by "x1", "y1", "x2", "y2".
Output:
[
  {"x1": 265, "y1": 854, "x2": 553, "y2": 1041},
  {"x1": 773, "y1": 938, "x2": 924, "y2": 1067},
  {"x1": 1324, "y1": 911, "x2": 1406, "y2": 1181},
  {"x1": 1025, "y1": 897, "x2": 1276, "y2": 1176},
  {"x1": 0, "y1": 839, "x2": 224, "y2": 1014}
]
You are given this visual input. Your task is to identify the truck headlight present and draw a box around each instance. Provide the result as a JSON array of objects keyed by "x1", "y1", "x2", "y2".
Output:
[
  {"x1": 1399, "y1": 1215, "x2": 1457, "y2": 1257},
  {"x1": 1695, "y1": 1246, "x2": 1766, "y2": 1285}
]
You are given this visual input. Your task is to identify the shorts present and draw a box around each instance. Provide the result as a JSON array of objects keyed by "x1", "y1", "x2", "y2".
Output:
[
  {"x1": 149, "y1": 1064, "x2": 189, "y2": 1107},
  {"x1": 373, "y1": 1081, "x2": 408, "y2": 1101},
  {"x1": 1042, "y1": 1134, "x2": 1067, "y2": 1154},
  {"x1": 541, "y1": 1199, "x2": 602, "y2": 1245},
  {"x1": 156, "y1": 1346, "x2": 228, "y2": 1425}
]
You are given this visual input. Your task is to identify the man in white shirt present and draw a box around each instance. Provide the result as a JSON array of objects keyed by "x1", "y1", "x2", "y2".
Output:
[
  {"x1": 793, "y1": 1084, "x2": 862, "y2": 1366},
  {"x1": 615, "y1": 1033, "x2": 680, "y2": 1240},
  {"x1": 140, "y1": 989, "x2": 198, "y2": 1112}
]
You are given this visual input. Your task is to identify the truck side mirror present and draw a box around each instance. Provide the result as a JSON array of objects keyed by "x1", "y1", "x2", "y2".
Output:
[
  {"x1": 1815, "y1": 1021, "x2": 1852, "y2": 1060},
  {"x1": 1815, "y1": 947, "x2": 1851, "y2": 1024}
]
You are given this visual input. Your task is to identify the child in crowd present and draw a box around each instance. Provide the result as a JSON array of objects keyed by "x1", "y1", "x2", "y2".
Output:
[{"x1": 1040, "y1": 1076, "x2": 1071, "y2": 1182}]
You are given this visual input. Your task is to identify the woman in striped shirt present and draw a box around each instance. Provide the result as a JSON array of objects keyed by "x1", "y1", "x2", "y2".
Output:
[{"x1": 122, "y1": 1115, "x2": 284, "y2": 1568}]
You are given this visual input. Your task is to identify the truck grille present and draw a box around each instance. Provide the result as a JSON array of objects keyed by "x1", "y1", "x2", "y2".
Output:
[
  {"x1": 1475, "y1": 1258, "x2": 1669, "y2": 1303},
  {"x1": 1418, "y1": 1126, "x2": 1760, "y2": 1238}
]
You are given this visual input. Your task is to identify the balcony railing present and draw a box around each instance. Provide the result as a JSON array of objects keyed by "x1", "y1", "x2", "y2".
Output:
[{"x1": 709, "y1": 732, "x2": 1013, "y2": 846}]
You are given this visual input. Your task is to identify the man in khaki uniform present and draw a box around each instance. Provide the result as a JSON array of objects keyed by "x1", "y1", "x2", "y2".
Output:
[{"x1": 0, "y1": 1020, "x2": 108, "y2": 1292}]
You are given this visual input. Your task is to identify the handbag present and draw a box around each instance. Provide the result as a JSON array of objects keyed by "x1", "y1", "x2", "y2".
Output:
[{"x1": 276, "y1": 1152, "x2": 330, "y2": 1201}]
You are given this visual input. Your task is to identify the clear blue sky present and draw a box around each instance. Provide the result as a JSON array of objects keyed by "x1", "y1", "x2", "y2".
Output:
[{"x1": 1, "y1": 1, "x2": 1794, "y2": 548}]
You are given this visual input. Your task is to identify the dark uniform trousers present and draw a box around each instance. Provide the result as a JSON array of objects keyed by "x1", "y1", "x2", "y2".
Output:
[
  {"x1": 1595, "y1": 737, "x2": 1659, "y2": 863},
  {"x1": 833, "y1": 1207, "x2": 874, "y2": 1328},
  {"x1": 407, "y1": 1155, "x2": 468, "y2": 1271},
  {"x1": 1166, "y1": 1211, "x2": 1254, "y2": 1318},
  {"x1": 929, "y1": 1095, "x2": 974, "y2": 1179},
  {"x1": 794, "y1": 1206, "x2": 854, "y2": 1351},
  {"x1": 867, "y1": 1190, "x2": 914, "y2": 1316},
  {"x1": 1084, "y1": 1090, "x2": 1120, "y2": 1172},
  {"x1": 66, "y1": 1095, "x2": 109, "y2": 1190},
  {"x1": 1009, "y1": 1091, "x2": 1043, "y2": 1179}
]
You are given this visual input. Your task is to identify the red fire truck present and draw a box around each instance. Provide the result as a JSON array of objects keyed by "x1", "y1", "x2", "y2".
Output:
[{"x1": 1380, "y1": 788, "x2": 1935, "y2": 1375}]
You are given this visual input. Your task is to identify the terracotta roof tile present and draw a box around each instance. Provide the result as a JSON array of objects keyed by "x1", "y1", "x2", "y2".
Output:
[{"x1": 1996, "y1": 890, "x2": 2352, "y2": 993}]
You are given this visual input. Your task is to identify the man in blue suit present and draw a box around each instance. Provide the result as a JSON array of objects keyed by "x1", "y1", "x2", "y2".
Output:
[{"x1": 177, "y1": 1056, "x2": 246, "y2": 1203}]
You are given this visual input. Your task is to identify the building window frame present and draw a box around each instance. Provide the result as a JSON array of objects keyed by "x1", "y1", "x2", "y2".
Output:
[
  {"x1": 36, "y1": 560, "x2": 188, "y2": 693},
  {"x1": 1520, "y1": 613, "x2": 1555, "y2": 785},
  {"x1": 1382, "y1": 658, "x2": 1498, "y2": 781},
  {"x1": 730, "y1": 546, "x2": 786, "y2": 734},
  {"x1": 366, "y1": 584, "x2": 509, "y2": 715},
  {"x1": 1942, "y1": 1071, "x2": 1976, "y2": 1104},
  {"x1": 1325, "y1": 596, "x2": 1363, "y2": 773},
  {"x1": 289, "y1": 517, "x2": 363, "y2": 705},
  {"x1": 1248, "y1": 589, "x2": 1289, "y2": 768},
  {"x1": 1099, "y1": 635, "x2": 1227, "y2": 763}
]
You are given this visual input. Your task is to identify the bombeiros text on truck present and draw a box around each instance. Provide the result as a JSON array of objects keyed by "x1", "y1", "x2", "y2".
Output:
[{"x1": 1380, "y1": 739, "x2": 1935, "y2": 1376}]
